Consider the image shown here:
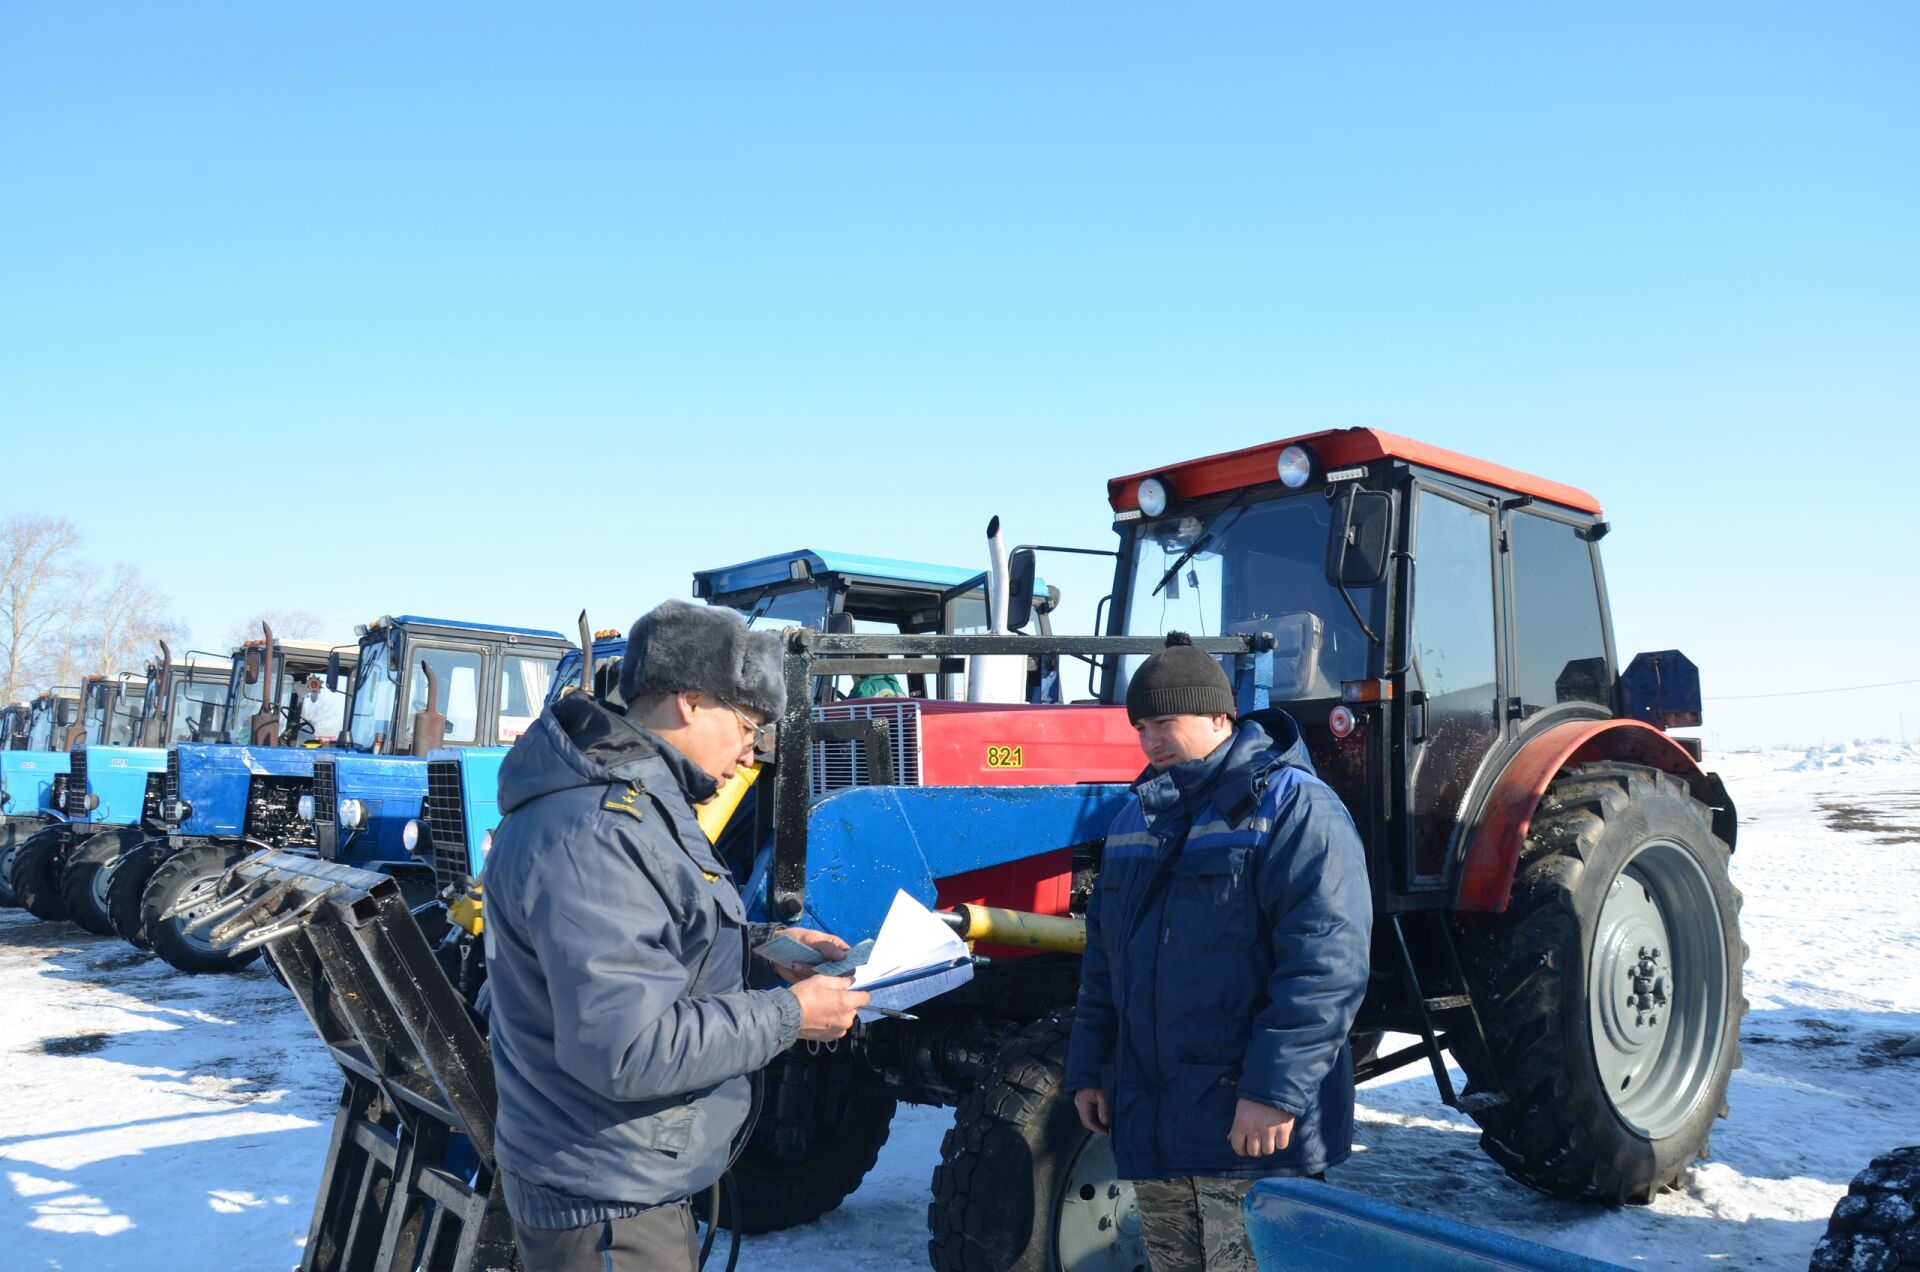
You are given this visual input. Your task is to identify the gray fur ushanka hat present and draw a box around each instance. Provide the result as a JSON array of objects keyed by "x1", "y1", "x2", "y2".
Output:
[{"x1": 617, "y1": 600, "x2": 786, "y2": 719}]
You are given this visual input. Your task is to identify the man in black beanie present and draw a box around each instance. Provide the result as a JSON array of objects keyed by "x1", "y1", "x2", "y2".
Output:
[
  {"x1": 483, "y1": 600, "x2": 868, "y2": 1271},
  {"x1": 1065, "y1": 634, "x2": 1372, "y2": 1271}
]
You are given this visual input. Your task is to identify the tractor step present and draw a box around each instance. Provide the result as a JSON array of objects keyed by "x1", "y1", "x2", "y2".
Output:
[
  {"x1": 208, "y1": 851, "x2": 516, "y2": 1272},
  {"x1": 1421, "y1": 994, "x2": 1472, "y2": 1011}
]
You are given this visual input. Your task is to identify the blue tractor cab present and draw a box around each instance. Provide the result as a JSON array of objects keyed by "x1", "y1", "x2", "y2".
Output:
[{"x1": 46, "y1": 649, "x2": 235, "y2": 934}]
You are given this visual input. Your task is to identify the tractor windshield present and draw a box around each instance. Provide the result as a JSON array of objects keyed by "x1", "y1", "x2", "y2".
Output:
[
  {"x1": 108, "y1": 687, "x2": 143, "y2": 744},
  {"x1": 740, "y1": 585, "x2": 832, "y2": 631},
  {"x1": 347, "y1": 636, "x2": 398, "y2": 750},
  {"x1": 228, "y1": 654, "x2": 276, "y2": 741},
  {"x1": 168, "y1": 672, "x2": 230, "y2": 743},
  {"x1": 27, "y1": 701, "x2": 56, "y2": 750},
  {"x1": 1119, "y1": 493, "x2": 1383, "y2": 702},
  {"x1": 82, "y1": 684, "x2": 110, "y2": 742},
  {"x1": 287, "y1": 667, "x2": 349, "y2": 745}
]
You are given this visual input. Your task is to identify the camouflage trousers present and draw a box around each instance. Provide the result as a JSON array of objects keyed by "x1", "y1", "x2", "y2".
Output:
[{"x1": 1132, "y1": 1177, "x2": 1258, "y2": 1272}]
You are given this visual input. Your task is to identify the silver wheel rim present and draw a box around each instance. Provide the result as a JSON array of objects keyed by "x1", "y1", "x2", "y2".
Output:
[
  {"x1": 92, "y1": 852, "x2": 125, "y2": 910},
  {"x1": 1588, "y1": 835, "x2": 1728, "y2": 1139},
  {"x1": 168, "y1": 873, "x2": 225, "y2": 955},
  {"x1": 1053, "y1": 1132, "x2": 1147, "y2": 1272}
]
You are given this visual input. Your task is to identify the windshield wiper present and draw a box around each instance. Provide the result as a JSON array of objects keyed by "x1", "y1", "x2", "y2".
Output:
[{"x1": 1151, "y1": 490, "x2": 1252, "y2": 597}]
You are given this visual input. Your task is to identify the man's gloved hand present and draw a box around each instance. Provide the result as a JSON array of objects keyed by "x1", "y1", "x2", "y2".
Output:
[
  {"x1": 1227, "y1": 1098, "x2": 1295, "y2": 1157},
  {"x1": 787, "y1": 974, "x2": 869, "y2": 1041}
]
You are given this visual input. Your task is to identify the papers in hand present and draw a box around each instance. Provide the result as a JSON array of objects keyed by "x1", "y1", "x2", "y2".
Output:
[{"x1": 849, "y1": 891, "x2": 974, "y2": 1022}]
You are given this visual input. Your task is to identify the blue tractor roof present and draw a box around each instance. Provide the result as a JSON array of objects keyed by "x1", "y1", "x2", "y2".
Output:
[
  {"x1": 387, "y1": 615, "x2": 570, "y2": 641},
  {"x1": 693, "y1": 550, "x2": 1048, "y2": 601}
]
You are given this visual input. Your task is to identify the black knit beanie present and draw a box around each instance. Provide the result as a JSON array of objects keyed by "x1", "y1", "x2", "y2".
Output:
[{"x1": 1125, "y1": 633, "x2": 1235, "y2": 723}]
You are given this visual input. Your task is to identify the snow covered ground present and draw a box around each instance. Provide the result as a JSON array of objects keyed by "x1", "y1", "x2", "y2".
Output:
[{"x1": 4, "y1": 743, "x2": 1917, "y2": 1270}]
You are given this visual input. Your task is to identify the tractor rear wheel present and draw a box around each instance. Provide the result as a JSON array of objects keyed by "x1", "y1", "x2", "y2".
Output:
[
  {"x1": 929, "y1": 1013, "x2": 1146, "y2": 1272},
  {"x1": 142, "y1": 842, "x2": 261, "y2": 974},
  {"x1": 1809, "y1": 1146, "x2": 1920, "y2": 1272},
  {"x1": 694, "y1": 1049, "x2": 896, "y2": 1233},
  {"x1": 11, "y1": 826, "x2": 72, "y2": 921},
  {"x1": 108, "y1": 840, "x2": 168, "y2": 948},
  {"x1": 1455, "y1": 762, "x2": 1744, "y2": 1202},
  {"x1": 60, "y1": 828, "x2": 147, "y2": 936}
]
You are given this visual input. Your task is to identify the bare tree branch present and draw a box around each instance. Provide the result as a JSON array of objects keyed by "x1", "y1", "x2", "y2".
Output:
[{"x1": 0, "y1": 514, "x2": 83, "y2": 701}]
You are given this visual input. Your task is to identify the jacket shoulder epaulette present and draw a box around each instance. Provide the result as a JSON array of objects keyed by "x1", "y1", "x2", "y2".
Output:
[{"x1": 601, "y1": 780, "x2": 647, "y2": 821}]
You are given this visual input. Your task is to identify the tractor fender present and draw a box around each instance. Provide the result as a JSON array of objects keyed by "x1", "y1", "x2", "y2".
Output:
[{"x1": 1454, "y1": 719, "x2": 1736, "y2": 913}]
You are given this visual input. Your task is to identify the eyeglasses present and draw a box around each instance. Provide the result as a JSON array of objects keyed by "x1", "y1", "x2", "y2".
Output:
[{"x1": 721, "y1": 700, "x2": 771, "y2": 750}]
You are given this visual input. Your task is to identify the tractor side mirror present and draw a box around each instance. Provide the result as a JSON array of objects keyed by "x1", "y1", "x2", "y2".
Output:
[
  {"x1": 1006, "y1": 549, "x2": 1037, "y2": 632},
  {"x1": 243, "y1": 648, "x2": 262, "y2": 685},
  {"x1": 1326, "y1": 487, "x2": 1392, "y2": 588},
  {"x1": 325, "y1": 649, "x2": 341, "y2": 694}
]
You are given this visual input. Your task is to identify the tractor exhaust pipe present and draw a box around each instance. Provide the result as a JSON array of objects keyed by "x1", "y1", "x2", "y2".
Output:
[
  {"x1": 577, "y1": 610, "x2": 595, "y2": 700},
  {"x1": 968, "y1": 516, "x2": 1026, "y2": 703},
  {"x1": 249, "y1": 623, "x2": 283, "y2": 746},
  {"x1": 142, "y1": 639, "x2": 174, "y2": 747}
]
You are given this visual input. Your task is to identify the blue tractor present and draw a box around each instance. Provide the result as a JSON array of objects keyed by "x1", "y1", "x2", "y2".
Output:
[
  {"x1": 1, "y1": 685, "x2": 92, "y2": 910},
  {"x1": 140, "y1": 615, "x2": 570, "y2": 974},
  {"x1": 41, "y1": 646, "x2": 235, "y2": 934},
  {"x1": 8, "y1": 671, "x2": 148, "y2": 920}
]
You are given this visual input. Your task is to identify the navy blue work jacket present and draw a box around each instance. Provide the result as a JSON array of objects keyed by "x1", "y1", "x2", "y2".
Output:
[{"x1": 1064, "y1": 712, "x2": 1373, "y2": 1180}]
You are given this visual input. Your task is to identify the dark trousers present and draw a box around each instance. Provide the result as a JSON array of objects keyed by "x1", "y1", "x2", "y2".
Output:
[{"x1": 511, "y1": 1202, "x2": 699, "y2": 1272}]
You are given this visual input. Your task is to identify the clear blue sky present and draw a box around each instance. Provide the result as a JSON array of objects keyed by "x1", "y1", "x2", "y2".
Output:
[{"x1": 2, "y1": 4, "x2": 1914, "y2": 750}]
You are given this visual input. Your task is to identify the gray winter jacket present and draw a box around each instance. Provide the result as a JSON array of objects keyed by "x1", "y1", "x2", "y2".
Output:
[{"x1": 484, "y1": 693, "x2": 803, "y2": 1227}]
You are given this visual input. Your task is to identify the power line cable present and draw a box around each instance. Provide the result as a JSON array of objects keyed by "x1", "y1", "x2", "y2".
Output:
[{"x1": 1708, "y1": 676, "x2": 1920, "y2": 702}]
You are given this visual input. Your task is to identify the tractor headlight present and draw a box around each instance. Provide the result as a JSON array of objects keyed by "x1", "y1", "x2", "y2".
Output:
[
  {"x1": 338, "y1": 798, "x2": 365, "y2": 829},
  {"x1": 402, "y1": 819, "x2": 421, "y2": 852},
  {"x1": 85, "y1": 793, "x2": 99, "y2": 811},
  {"x1": 1277, "y1": 445, "x2": 1313, "y2": 488},
  {"x1": 296, "y1": 794, "x2": 315, "y2": 821},
  {"x1": 480, "y1": 829, "x2": 494, "y2": 860},
  {"x1": 1137, "y1": 476, "x2": 1171, "y2": 518}
]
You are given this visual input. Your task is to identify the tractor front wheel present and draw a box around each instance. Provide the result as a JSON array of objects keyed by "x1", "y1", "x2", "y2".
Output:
[
  {"x1": 929, "y1": 1013, "x2": 1145, "y2": 1272},
  {"x1": 141, "y1": 842, "x2": 261, "y2": 974},
  {"x1": 60, "y1": 828, "x2": 147, "y2": 936},
  {"x1": 695, "y1": 1048, "x2": 896, "y2": 1234},
  {"x1": 1809, "y1": 1146, "x2": 1920, "y2": 1271},
  {"x1": 0, "y1": 819, "x2": 45, "y2": 907},
  {"x1": 108, "y1": 840, "x2": 169, "y2": 948},
  {"x1": 10, "y1": 826, "x2": 73, "y2": 922},
  {"x1": 1455, "y1": 762, "x2": 1744, "y2": 1202}
]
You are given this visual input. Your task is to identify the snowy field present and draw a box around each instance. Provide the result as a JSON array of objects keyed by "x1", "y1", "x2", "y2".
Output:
[{"x1": 3, "y1": 743, "x2": 1917, "y2": 1270}]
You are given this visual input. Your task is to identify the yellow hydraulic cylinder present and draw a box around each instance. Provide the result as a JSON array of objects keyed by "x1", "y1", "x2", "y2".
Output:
[
  {"x1": 949, "y1": 903, "x2": 1087, "y2": 954},
  {"x1": 695, "y1": 763, "x2": 763, "y2": 843},
  {"x1": 449, "y1": 885, "x2": 484, "y2": 935}
]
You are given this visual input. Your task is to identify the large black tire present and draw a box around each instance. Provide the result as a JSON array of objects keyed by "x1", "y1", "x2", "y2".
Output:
[
  {"x1": 1455, "y1": 762, "x2": 1745, "y2": 1203},
  {"x1": 108, "y1": 840, "x2": 169, "y2": 949},
  {"x1": 0, "y1": 819, "x2": 43, "y2": 907},
  {"x1": 1810, "y1": 1147, "x2": 1920, "y2": 1271},
  {"x1": 929, "y1": 1013, "x2": 1146, "y2": 1272},
  {"x1": 60, "y1": 828, "x2": 148, "y2": 936},
  {"x1": 11, "y1": 826, "x2": 73, "y2": 921},
  {"x1": 141, "y1": 841, "x2": 261, "y2": 974},
  {"x1": 694, "y1": 1048, "x2": 896, "y2": 1234}
]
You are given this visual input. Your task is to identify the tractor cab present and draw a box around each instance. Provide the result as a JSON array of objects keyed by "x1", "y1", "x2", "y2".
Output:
[
  {"x1": 0, "y1": 703, "x2": 28, "y2": 750},
  {"x1": 74, "y1": 674, "x2": 147, "y2": 750},
  {"x1": 338, "y1": 615, "x2": 570, "y2": 756},
  {"x1": 133, "y1": 649, "x2": 234, "y2": 748},
  {"x1": 695, "y1": 548, "x2": 1058, "y2": 702},
  {"x1": 224, "y1": 636, "x2": 351, "y2": 747},
  {"x1": 1, "y1": 688, "x2": 83, "y2": 822}
]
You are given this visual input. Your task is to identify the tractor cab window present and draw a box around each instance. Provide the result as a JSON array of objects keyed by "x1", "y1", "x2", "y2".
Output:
[
  {"x1": 1509, "y1": 512, "x2": 1611, "y2": 716},
  {"x1": 740, "y1": 585, "x2": 833, "y2": 631},
  {"x1": 27, "y1": 702, "x2": 55, "y2": 750},
  {"x1": 287, "y1": 670, "x2": 348, "y2": 745},
  {"x1": 500, "y1": 653, "x2": 558, "y2": 742},
  {"x1": 109, "y1": 689, "x2": 144, "y2": 744},
  {"x1": 408, "y1": 646, "x2": 483, "y2": 745},
  {"x1": 228, "y1": 653, "x2": 283, "y2": 742},
  {"x1": 82, "y1": 685, "x2": 110, "y2": 742},
  {"x1": 171, "y1": 675, "x2": 229, "y2": 744},
  {"x1": 347, "y1": 638, "x2": 398, "y2": 750},
  {"x1": 1119, "y1": 495, "x2": 1380, "y2": 702}
]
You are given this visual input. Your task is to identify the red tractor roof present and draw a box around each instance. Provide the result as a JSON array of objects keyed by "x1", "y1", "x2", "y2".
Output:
[{"x1": 1107, "y1": 427, "x2": 1602, "y2": 516}]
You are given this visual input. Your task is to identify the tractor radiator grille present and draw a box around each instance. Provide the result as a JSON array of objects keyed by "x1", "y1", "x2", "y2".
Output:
[
  {"x1": 163, "y1": 751, "x2": 180, "y2": 808},
  {"x1": 141, "y1": 773, "x2": 163, "y2": 832},
  {"x1": 425, "y1": 759, "x2": 469, "y2": 890},
  {"x1": 64, "y1": 750, "x2": 89, "y2": 817},
  {"x1": 811, "y1": 701, "x2": 922, "y2": 797},
  {"x1": 312, "y1": 760, "x2": 337, "y2": 824}
]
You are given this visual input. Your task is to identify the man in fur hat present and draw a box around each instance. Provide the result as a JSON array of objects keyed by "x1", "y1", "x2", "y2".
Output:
[{"x1": 484, "y1": 600, "x2": 867, "y2": 1271}]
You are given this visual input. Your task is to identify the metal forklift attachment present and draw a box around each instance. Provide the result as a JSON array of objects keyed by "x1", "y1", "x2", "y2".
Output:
[{"x1": 212, "y1": 851, "x2": 517, "y2": 1272}]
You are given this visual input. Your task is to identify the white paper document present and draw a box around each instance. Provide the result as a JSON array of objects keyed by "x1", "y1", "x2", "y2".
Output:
[{"x1": 849, "y1": 890, "x2": 975, "y2": 1021}]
